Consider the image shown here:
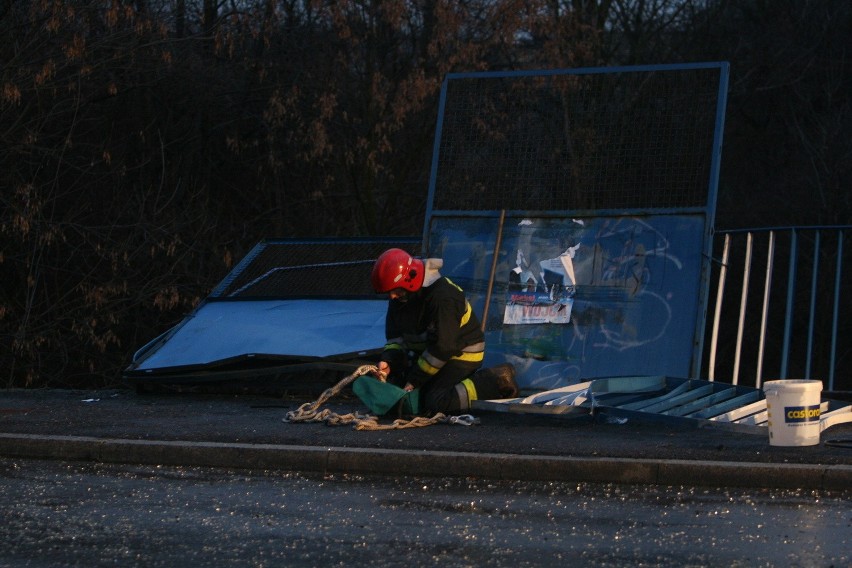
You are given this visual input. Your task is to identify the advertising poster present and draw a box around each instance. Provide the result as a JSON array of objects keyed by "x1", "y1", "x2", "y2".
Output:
[
  {"x1": 503, "y1": 222, "x2": 578, "y2": 325},
  {"x1": 503, "y1": 220, "x2": 580, "y2": 325}
]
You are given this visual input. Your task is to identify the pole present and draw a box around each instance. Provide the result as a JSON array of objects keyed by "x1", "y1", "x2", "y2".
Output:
[{"x1": 481, "y1": 210, "x2": 506, "y2": 332}]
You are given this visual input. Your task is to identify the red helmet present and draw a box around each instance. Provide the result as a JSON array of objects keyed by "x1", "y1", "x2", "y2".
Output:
[{"x1": 371, "y1": 248, "x2": 425, "y2": 293}]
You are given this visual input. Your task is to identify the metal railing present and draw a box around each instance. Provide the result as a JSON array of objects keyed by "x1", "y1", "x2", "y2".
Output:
[{"x1": 705, "y1": 226, "x2": 850, "y2": 393}]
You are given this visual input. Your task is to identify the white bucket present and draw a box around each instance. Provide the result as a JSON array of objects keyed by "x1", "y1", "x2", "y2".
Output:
[{"x1": 763, "y1": 380, "x2": 823, "y2": 446}]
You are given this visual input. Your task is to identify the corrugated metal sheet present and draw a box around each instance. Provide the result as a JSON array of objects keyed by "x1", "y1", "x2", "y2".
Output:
[{"x1": 473, "y1": 376, "x2": 852, "y2": 434}]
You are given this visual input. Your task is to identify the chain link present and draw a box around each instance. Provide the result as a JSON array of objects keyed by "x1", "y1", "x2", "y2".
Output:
[{"x1": 283, "y1": 364, "x2": 479, "y2": 430}]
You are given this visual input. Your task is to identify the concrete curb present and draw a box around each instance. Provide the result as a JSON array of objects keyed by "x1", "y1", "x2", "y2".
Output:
[{"x1": 2, "y1": 433, "x2": 850, "y2": 490}]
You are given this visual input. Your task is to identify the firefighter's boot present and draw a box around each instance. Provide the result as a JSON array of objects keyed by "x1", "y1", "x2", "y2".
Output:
[
  {"x1": 486, "y1": 363, "x2": 520, "y2": 398},
  {"x1": 462, "y1": 363, "x2": 519, "y2": 401}
]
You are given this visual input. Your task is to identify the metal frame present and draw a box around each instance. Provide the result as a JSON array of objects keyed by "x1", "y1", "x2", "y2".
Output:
[
  {"x1": 424, "y1": 63, "x2": 731, "y2": 381},
  {"x1": 707, "y1": 226, "x2": 850, "y2": 392}
]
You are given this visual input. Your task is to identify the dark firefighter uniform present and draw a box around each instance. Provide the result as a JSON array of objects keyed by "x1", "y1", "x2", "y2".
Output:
[{"x1": 380, "y1": 274, "x2": 503, "y2": 412}]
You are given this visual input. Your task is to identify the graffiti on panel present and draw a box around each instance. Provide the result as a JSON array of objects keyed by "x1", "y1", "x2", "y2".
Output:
[
  {"x1": 429, "y1": 214, "x2": 704, "y2": 387},
  {"x1": 586, "y1": 217, "x2": 675, "y2": 352},
  {"x1": 497, "y1": 215, "x2": 701, "y2": 380}
]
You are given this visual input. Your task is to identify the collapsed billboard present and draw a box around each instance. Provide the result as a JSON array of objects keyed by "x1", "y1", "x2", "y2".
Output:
[{"x1": 125, "y1": 63, "x2": 730, "y2": 392}]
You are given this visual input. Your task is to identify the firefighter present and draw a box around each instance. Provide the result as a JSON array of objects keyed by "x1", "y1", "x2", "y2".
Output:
[{"x1": 370, "y1": 248, "x2": 519, "y2": 414}]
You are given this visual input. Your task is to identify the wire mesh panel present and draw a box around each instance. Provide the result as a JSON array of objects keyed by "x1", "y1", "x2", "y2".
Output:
[
  {"x1": 422, "y1": 64, "x2": 728, "y2": 388},
  {"x1": 430, "y1": 65, "x2": 723, "y2": 212},
  {"x1": 210, "y1": 238, "x2": 420, "y2": 299},
  {"x1": 126, "y1": 238, "x2": 421, "y2": 379}
]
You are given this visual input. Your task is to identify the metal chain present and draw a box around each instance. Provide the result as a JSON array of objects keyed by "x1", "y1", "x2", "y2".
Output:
[
  {"x1": 283, "y1": 364, "x2": 479, "y2": 430},
  {"x1": 283, "y1": 364, "x2": 378, "y2": 423}
]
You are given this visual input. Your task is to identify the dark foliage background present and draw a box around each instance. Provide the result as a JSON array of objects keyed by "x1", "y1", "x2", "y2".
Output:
[{"x1": 2, "y1": 0, "x2": 850, "y2": 387}]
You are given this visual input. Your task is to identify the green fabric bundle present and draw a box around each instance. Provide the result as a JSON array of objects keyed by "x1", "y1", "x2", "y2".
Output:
[{"x1": 352, "y1": 376, "x2": 420, "y2": 416}]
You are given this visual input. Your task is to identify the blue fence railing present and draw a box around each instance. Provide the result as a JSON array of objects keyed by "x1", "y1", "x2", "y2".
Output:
[{"x1": 705, "y1": 226, "x2": 850, "y2": 393}]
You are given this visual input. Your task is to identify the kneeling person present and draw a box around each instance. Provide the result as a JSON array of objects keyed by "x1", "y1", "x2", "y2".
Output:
[{"x1": 370, "y1": 248, "x2": 518, "y2": 414}]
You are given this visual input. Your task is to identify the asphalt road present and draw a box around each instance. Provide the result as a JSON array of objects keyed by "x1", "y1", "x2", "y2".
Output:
[{"x1": 1, "y1": 457, "x2": 849, "y2": 567}]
